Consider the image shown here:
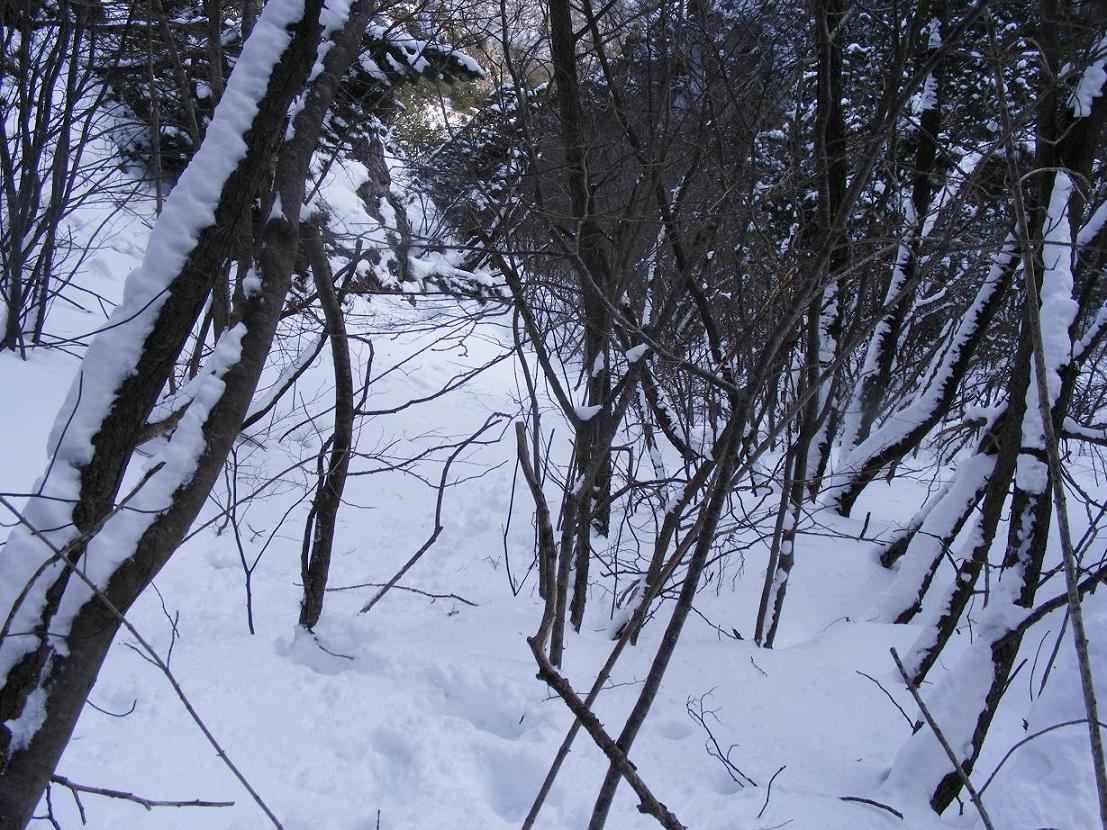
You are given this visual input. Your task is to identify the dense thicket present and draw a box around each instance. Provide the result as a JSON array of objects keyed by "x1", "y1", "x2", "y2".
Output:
[{"x1": 2, "y1": 0, "x2": 1107, "y2": 827}]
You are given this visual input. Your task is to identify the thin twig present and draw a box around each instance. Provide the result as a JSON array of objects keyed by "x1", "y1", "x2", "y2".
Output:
[
  {"x1": 360, "y1": 414, "x2": 507, "y2": 614},
  {"x1": 686, "y1": 692, "x2": 757, "y2": 788},
  {"x1": 758, "y1": 766, "x2": 786, "y2": 818},
  {"x1": 979, "y1": 718, "x2": 1107, "y2": 796},
  {"x1": 890, "y1": 648, "x2": 995, "y2": 830},
  {"x1": 326, "y1": 581, "x2": 477, "y2": 606},
  {"x1": 856, "y1": 670, "x2": 914, "y2": 728},
  {"x1": 50, "y1": 775, "x2": 234, "y2": 812},
  {"x1": 838, "y1": 796, "x2": 904, "y2": 820},
  {"x1": 86, "y1": 698, "x2": 137, "y2": 718},
  {"x1": 42, "y1": 784, "x2": 62, "y2": 830}
]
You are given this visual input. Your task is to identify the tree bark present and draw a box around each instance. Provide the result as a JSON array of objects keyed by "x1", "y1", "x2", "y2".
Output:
[{"x1": 298, "y1": 221, "x2": 354, "y2": 630}]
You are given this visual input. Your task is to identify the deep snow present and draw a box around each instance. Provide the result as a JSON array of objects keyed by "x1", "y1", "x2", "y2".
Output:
[{"x1": 3, "y1": 277, "x2": 1104, "y2": 829}]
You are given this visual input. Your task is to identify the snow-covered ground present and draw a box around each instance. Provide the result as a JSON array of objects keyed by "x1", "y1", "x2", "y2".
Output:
[{"x1": 3, "y1": 201, "x2": 1105, "y2": 830}]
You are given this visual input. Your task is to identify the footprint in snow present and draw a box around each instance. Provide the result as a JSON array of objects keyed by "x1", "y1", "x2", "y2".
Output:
[
  {"x1": 653, "y1": 718, "x2": 694, "y2": 741},
  {"x1": 430, "y1": 668, "x2": 532, "y2": 740},
  {"x1": 478, "y1": 744, "x2": 545, "y2": 821}
]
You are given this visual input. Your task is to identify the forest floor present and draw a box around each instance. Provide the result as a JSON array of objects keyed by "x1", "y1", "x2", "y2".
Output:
[{"x1": 2, "y1": 213, "x2": 1104, "y2": 830}]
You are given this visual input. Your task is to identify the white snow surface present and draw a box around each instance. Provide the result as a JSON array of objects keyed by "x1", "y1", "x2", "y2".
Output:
[{"x1": 3, "y1": 281, "x2": 1103, "y2": 828}]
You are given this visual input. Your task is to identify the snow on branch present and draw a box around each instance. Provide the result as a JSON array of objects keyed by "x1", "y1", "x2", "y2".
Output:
[
  {"x1": 0, "y1": 0, "x2": 310, "y2": 691},
  {"x1": 1069, "y1": 33, "x2": 1107, "y2": 118}
]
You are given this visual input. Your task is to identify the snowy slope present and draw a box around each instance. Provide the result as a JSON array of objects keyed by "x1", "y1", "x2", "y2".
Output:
[{"x1": 2, "y1": 174, "x2": 1104, "y2": 830}]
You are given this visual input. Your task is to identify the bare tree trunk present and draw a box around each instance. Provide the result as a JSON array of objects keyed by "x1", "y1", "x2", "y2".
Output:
[
  {"x1": 754, "y1": 445, "x2": 794, "y2": 644},
  {"x1": 756, "y1": 0, "x2": 848, "y2": 642},
  {"x1": 547, "y1": 0, "x2": 614, "y2": 636},
  {"x1": 203, "y1": 0, "x2": 225, "y2": 107},
  {"x1": 803, "y1": 0, "x2": 848, "y2": 491},
  {"x1": 760, "y1": 300, "x2": 822, "y2": 647},
  {"x1": 586, "y1": 419, "x2": 743, "y2": 830},
  {"x1": 298, "y1": 221, "x2": 354, "y2": 630}
]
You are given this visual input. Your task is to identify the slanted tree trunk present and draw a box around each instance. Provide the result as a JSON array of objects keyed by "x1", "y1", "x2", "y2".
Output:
[
  {"x1": 887, "y1": 8, "x2": 1107, "y2": 811},
  {"x1": 0, "y1": 0, "x2": 387, "y2": 822},
  {"x1": 827, "y1": 236, "x2": 1019, "y2": 516},
  {"x1": 837, "y1": 2, "x2": 947, "y2": 460}
]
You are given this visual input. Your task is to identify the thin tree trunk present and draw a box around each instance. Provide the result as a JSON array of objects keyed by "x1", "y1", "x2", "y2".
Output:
[
  {"x1": 586, "y1": 418, "x2": 742, "y2": 829},
  {"x1": 548, "y1": 0, "x2": 614, "y2": 635},
  {"x1": 298, "y1": 221, "x2": 353, "y2": 630}
]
